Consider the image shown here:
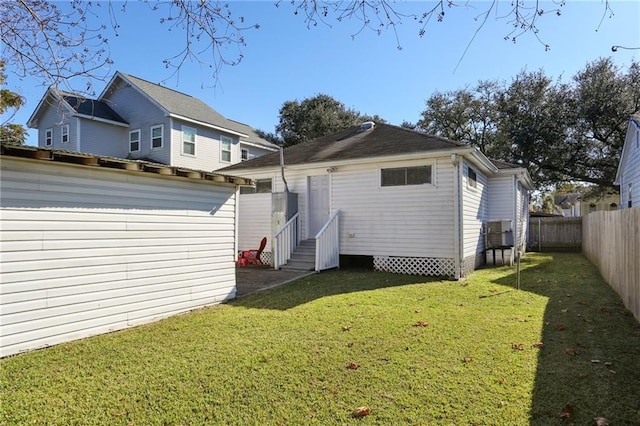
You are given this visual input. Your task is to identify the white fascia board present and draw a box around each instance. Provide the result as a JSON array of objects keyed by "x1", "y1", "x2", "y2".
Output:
[
  {"x1": 496, "y1": 167, "x2": 535, "y2": 190},
  {"x1": 169, "y1": 113, "x2": 248, "y2": 138},
  {"x1": 466, "y1": 149, "x2": 500, "y2": 175},
  {"x1": 239, "y1": 140, "x2": 279, "y2": 152},
  {"x1": 74, "y1": 114, "x2": 130, "y2": 127},
  {"x1": 227, "y1": 146, "x2": 475, "y2": 174}
]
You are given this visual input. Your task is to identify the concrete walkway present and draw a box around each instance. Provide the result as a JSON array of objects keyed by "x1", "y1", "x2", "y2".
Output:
[{"x1": 235, "y1": 266, "x2": 314, "y2": 297}]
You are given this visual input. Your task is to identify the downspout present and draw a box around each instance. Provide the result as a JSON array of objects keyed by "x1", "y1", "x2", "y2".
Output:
[
  {"x1": 280, "y1": 147, "x2": 289, "y2": 193},
  {"x1": 451, "y1": 154, "x2": 463, "y2": 280}
]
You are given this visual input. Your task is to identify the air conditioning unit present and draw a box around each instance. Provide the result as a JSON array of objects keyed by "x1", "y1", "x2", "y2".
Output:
[{"x1": 485, "y1": 220, "x2": 514, "y2": 248}]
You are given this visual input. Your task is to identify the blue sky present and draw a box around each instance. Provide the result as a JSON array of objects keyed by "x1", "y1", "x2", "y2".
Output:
[{"x1": 4, "y1": 1, "x2": 640, "y2": 146}]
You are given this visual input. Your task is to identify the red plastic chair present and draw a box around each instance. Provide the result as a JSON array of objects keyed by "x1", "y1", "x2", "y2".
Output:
[{"x1": 237, "y1": 237, "x2": 267, "y2": 266}]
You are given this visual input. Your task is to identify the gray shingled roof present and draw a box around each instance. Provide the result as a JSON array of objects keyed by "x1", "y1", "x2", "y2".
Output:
[
  {"x1": 120, "y1": 73, "x2": 277, "y2": 149},
  {"x1": 62, "y1": 95, "x2": 128, "y2": 124},
  {"x1": 219, "y1": 123, "x2": 467, "y2": 172}
]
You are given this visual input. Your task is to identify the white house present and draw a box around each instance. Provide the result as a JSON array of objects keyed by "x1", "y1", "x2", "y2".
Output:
[
  {"x1": 615, "y1": 113, "x2": 640, "y2": 208},
  {"x1": 219, "y1": 122, "x2": 534, "y2": 278},
  {"x1": 0, "y1": 142, "x2": 249, "y2": 357},
  {"x1": 27, "y1": 71, "x2": 278, "y2": 171}
]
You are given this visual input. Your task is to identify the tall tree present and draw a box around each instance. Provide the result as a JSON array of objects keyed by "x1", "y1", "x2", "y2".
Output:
[
  {"x1": 276, "y1": 94, "x2": 376, "y2": 146},
  {"x1": 417, "y1": 58, "x2": 640, "y2": 190},
  {"x1": 0, "y1": 60, "x2": 26, "y2": 145}
]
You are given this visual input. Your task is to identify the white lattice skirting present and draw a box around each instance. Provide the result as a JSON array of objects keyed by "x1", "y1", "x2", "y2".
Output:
[
  {"x1": 374, "y1": 256, "x2": 456, "y2": 277},
  {"x1": 261, "y1": 251, "x2": 273, "y2": 266}
]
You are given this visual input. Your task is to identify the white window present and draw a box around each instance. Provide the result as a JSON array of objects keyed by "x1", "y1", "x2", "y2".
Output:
[
  {"x1": 61, "y1": 124, "x2": 69, "y2": 144},
  {"x1": 221, "y1": 135, "x2": 232, "y2": 162},
  {"x1": 241, "y1": 148, "x2": 248, "y2": 161},
  {"x1": 129, "y1": 129, "x2": 141, "y2": 152},
  {"x1": 45, "y1": 128, "x2": 53, "y2": 146},
  {"x1": 381, "y1": 165, "x2": 432, "y2": 187},
  {"x1": 151, "y1": 125, "x2": 163, "y2": 149},
  {"x1": 182, "y1": 126, "x2": 196, "y2": 156}
]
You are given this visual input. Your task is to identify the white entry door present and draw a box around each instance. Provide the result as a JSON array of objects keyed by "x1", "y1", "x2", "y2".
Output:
[{"x1": 308, "y1": 174, "x2": 330, "y2": 238}]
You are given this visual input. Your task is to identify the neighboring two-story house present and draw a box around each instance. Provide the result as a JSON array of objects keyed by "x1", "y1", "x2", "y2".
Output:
[
  {"x1": 27, "y1": 71, "x2": 278, "y2": 170},
  {"x1": 615, "y1": 113, "x2": 640, "y2": 209}
]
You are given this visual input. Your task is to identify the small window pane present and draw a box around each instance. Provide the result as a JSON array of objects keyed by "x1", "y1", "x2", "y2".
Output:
[
  {"x1": 221, "y1": 135, "x2": 232, "y2": 162},
  {"x1": 255, "y1": 179, "x2": 272, "y2": 193},
  {"x1": 467, "y1": 167, "x2": 477, "y2": 188},
  {"x1": 408, "y1": 166, "x2": 431, "y2": 185},
  {"x1": 381, "y1": 168, "x2": 406, "y2": 186},
  {"x1": 129, "y1": 130, "x2": 140, "y2": 152},
  {"x1": 182, "y1": 126, "x2": 196, "y2": 155}
]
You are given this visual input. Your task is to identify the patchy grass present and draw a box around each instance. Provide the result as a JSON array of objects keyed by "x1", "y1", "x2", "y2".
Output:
[{"x1": 1, "y1": 253, "x2": 639, "y2": 425}]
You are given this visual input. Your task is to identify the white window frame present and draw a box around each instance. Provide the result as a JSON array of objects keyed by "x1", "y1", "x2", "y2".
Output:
[
  {"x1": 45, "y1": 128, "x2": 53, "y2": 146},
  {"x1": 241, "y1": 148, "x2": 249, "y2": 161},
  {"x1": 61, "y1": 124, "x2": 69, "y2": 144},
  {"x1": 381, "y1": 165, "x2": 433, "y2": 187},
  {"x1": 182, "y1": 125, "x2": 196, "y2": 156},
  {"x1": 129, "y1": 129, "x2": 141, "y2": 152},
  {"x1": 151, "y1": 124, "x2": 163, "y2": 149},
  {"x1": 220, "y1": 135, "x2": 232, "y2": 163}
]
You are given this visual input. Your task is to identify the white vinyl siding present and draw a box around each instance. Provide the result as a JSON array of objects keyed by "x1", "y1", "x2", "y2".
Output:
[
  {"x1": 0, "y1": 156, "x2": 237, "y2": 357},
  {"x1": 151, "y1": 124, "x2": 163, "y2": 149},
  {"x1": 618, "y1": 119, "x2": 640, "y2": 209},
  {"x1": 129, "y1": 129, "x2": 141, "y2": 152},
  {"x1": 461, "y1": 162, "x2": 489, "y2": 264},
  {"x1": 237, "y1": 192, "x2": 273, "y2": 254}
]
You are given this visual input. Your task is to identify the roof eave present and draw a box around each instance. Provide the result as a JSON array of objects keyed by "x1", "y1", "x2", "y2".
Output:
[
  {"x1": 239, "y1": 140, "x2": 280, "y2": 151},
  {"x1": 74, "y1": 114, "x2": 130, "y2": 127},
  {"x1": 169, "y1": 113, "x2": 249, "y2": 138}
]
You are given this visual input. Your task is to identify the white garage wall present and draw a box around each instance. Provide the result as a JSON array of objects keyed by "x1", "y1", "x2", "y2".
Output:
[{"x1": 0, "y1": 156, "x2": 237, "y2": 357}]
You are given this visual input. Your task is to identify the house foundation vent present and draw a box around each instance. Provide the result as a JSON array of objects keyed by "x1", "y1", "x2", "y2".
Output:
[{"x1": 374, "y1": 256, "x2": 455, "y2": 277}]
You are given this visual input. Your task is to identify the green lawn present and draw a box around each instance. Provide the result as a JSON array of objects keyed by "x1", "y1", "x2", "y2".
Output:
[{"x1": 2, "y1": 253, "x2": 639, "y2": 425}]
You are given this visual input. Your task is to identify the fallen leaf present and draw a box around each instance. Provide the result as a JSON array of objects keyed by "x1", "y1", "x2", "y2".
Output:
[
  {"x1": 576, "y1": 300, "x2": 589, "y2": 306},
  {"x1": 555, "y1": 323, "x2": 566, "y2": 331},
  {"x1": 413, "y1": 321, "x2": 429, "y2": 327},
  {"x1": 462, "y1": 356, "x2": 472, "y2": 363},
  {"x1": 352, "y1": 406, "x2": 371, "y2": 418},
  {"x1": 532, "y1": 342, "x2": 544, "y2": 348},
  {"x1": 559, "y1": 403, "x2": 574, "y2": 419},
  {"x1": 594, "y1": 417, "x2": 610, "y2": 426},
  {"x1": 511, "y1": 343, "x2": 524, "y2": 351},
  {"x1": 496, "y1": 377, "x2": 506, "y2": 384},
  {"x1": 577, "y1": 342, "x2": 586, "y2": 348},
  {"x1": 579, "y1": 373, "x2": 588, "y2": 378},
  {"x1": 564, "y1": 348, "x2": 578, "y2": 356},
  {"x1": 600, "y1": 307, "x2": 612, "y2": 313},
  {"x1": 591, "y1": 359, "x2": 601, "y2": 363},
  {"x1": 561, "y1": 309, "x2": 568, "y2": 313},
  {"x1": 414, "y1": 309, "x2": 421, "y2": 313},
  {"x1": 342, "y1": 325, "x2": 351, "y2": 332},
  {"x1": 608, "y1": 369, "x2": 616, "y2": 374},
  {"x1": 347, "y1": 342, "x2": 354, "y2": 348},
  {"x1": 346, "y1": 362, "x2": 359, "y2": 370}
]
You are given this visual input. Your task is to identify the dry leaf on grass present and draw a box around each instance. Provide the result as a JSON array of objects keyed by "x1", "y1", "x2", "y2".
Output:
[
  {"x1": 565, "y1": 348, "x2": 578, "y2": 356},
  {"x1": 532, "y1": 342, "x2": 544, "y2": 348},
  {"x1": 594, "y1": 416, "x2": 610, "y2": 426},
  {"x1": 413, "y1": 321, "x2": 429, "y2": 327},
  {"x1": 511, "y1": 343, "x2": 524, "y2": 351},
  {"x1": 555, "y1": 323, "x2": 566, "y2": 331},
  {"x1": 352, "y1": 406, "x2": 371, "y2": 418},
  {"x1": 342, "y1": 325, "x2": 351, "y2": 332},
  {"x1": 559, "y1": 403, "x2": 574, "y2": 419},
  {"x1": 462, "y1": 356, "x2": 472, "y2": 363},
  {"x1": 346, "y1": 362, "x2": 359, "y2": 370}
]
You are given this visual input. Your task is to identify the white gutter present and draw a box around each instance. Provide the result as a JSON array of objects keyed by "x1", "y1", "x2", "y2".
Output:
[
  {"x1": 451, "y1": 154, "x2": 463, "y2": 280},
  {"x1": 169, "y1": 113, "x2": 248, "y2": 138},
  {"x1": 240, "y1": 140, "x2": 279, "y2": 152},
  {"x1": 73, "y1": 114, "x2": 130, "y2": 128}
]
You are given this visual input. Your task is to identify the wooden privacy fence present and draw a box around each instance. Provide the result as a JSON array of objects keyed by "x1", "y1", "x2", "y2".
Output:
[
  {"x1": 583, "y1": 208, "x2": 640, "y2": 322},
  {"x1": 528, "y1": 217, "x2": 582, "y2": 251}
]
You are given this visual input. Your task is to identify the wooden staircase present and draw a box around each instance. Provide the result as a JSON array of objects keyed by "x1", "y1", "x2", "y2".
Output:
[{"x1": 280, "y1": 239, "x2": 315, "y2": 271}]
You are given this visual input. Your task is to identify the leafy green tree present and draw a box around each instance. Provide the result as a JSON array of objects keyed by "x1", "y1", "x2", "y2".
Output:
[
  {"x1": 275, "y1": 94, "x2": 380, "y2": 146},
  {"x1": 0, "y1": 60, "x2": 26, "y2": 145},
  {"x1": 417, "y1": 58, "x2": 640, "y2": 191}
]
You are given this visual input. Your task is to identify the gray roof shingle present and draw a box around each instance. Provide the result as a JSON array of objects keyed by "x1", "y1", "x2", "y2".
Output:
[
  {"x1": 219, "y1": 123, "x2": 467, "y2": 172},
  {"x1": 62, "y1": 95, "x2": 128, "y2": 124},
  {"x1": 120, "y1": 73, "x2": 277, "y2": 149}
]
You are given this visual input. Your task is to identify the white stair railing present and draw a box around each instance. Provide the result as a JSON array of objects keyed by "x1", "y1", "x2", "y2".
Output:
[
  {"x1": 273, "y1": 213, "x2": 300, "y2": 269},
  {"x1": 314, "y1": 210, "x2": 340, "y2": 271}
]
